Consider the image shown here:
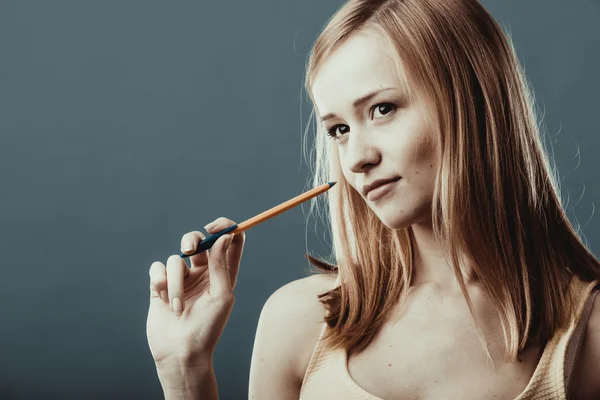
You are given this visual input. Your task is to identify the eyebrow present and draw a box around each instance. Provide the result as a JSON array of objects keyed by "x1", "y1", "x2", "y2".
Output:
[{"x1": 320, "y1": 87, "x2": 396, "y2": 122}]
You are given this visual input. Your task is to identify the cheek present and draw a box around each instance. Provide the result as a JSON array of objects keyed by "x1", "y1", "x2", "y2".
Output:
[
  {"x1": 334, "y1": 154, "x2": 359, "y2": 192},
  {"x1": 401, "y1": 132, "x2": 438, "y2": 184},
  {"x1": 415, "y1": 140, "x2": 437, "y2": 168},
  {"x1": 388, "y1": 109, "x2": 437, "y2": 169}
]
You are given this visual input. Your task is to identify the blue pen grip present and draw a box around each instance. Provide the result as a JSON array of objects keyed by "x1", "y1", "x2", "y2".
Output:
[{"x1": 179, "y1": 224, "x2": 239, "y2": 258}]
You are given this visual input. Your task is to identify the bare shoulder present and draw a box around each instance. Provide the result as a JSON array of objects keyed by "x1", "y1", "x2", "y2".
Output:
[
  {"x1": 568, "y1": 289, "x2": 600, "y2": 399},
  {"x1": 248, "y1": 273, "x2": 337, "y2": 400}
]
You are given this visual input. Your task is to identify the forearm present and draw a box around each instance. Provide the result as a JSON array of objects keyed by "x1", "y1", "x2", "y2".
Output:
[{"x1": 157, "y1": 360, "x2": 219, "y2": 400}]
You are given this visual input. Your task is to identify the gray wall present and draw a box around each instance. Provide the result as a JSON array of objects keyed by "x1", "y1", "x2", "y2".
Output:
[{"x1": 1, "y1": 1, "x2": 598, "y2": 399}]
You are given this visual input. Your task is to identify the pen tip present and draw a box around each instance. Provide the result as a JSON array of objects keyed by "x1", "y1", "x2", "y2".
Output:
[{"x1": 328, "y1": 181, "x2": 337, "y2": 188}]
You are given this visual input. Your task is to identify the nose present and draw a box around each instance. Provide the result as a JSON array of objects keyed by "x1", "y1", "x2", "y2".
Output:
[{"x1": 345, "y1": 127, "x2": 381, "y2": 173}]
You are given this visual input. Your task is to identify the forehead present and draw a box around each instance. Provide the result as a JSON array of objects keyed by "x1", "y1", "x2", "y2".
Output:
[{"x1": 311, "y1": 32, "x2": 408, "y2": 114}]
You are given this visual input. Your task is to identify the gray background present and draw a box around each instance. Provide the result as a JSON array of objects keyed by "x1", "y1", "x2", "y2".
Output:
[{"x1": 1, "y1": 0, "x2": 598, "y2": 399}]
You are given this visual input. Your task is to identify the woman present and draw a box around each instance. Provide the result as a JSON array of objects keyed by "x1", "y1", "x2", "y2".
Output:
[{"x1": 146, "y1": 0, "x2": 600, "y2": 398}]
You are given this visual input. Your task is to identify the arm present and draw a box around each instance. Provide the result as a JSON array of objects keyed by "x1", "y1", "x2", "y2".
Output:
[
  {"x1": 568, "y1": 292, "x2": 600, "y2": 399},
  {"x1": 158, "y1": 362, "x2": 218, "y2": 400},
  {"x1": 248, "y1": 274, "x2": 336, "y2": 400}
]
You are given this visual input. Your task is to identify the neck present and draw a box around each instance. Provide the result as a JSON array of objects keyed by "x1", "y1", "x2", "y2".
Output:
[{"x1": 409, "y1": 219, "x2": 477, "y2": 291}]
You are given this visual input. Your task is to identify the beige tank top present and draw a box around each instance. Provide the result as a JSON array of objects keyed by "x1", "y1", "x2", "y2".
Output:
[{"x1": 299, "y1": 275, "x2": 598, "y2": 400}]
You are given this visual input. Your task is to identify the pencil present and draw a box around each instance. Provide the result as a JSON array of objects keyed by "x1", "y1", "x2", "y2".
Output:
[{"x1": 179, "y1": 181, "x2": 337, "y2": 258}]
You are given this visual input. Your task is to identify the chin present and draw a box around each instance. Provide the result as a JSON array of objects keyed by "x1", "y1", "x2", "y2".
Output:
[
  {"x1": 373, "y1": 202, "x2": 432, "y2": 231},
  {"x1": 373, "y1": 212, "x2": 414, "y2": 231}
]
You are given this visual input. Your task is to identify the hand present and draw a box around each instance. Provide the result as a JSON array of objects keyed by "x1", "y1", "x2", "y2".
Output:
[{"x1": 146, "y1": 217, "x2": 246, "y2": 368}]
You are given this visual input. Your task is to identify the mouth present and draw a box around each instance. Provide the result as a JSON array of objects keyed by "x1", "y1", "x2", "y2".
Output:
[{"x1": 366, "y1": 177, "x2": 401, "y2": 201}]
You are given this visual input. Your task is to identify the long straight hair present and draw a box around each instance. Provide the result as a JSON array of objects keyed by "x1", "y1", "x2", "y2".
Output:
[{"x1": 302, "y1": 0, "x2": 600, "y2": 361}]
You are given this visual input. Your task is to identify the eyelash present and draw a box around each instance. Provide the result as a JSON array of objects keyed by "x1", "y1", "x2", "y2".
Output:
[{"x1": 325, "y1": 102, "x2": 397, "y2": 141}]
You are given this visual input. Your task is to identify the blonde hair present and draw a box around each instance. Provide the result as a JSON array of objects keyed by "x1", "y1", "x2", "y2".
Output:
[{"x1": 301, "y1": 0, "x2": 600, "y2": 362}]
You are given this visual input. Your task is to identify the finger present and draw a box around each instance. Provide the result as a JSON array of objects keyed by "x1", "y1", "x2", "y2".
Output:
[
  {"x1": 181, "y1": 231, "x2": 208, "y2": 268},
  {"x1": 226, "y1": 231, "x2": 245, "y2": 290},
  {"x1": 204, "y1": 216, "x2": 236, "y2": 232},
  {"x1": 207, "y1": 233, "x2": 234, "y2": 300},
  {"x1": 205, "y1": 217, "x2": 246, "y2": 290},
  {"x1": 166, "y1": 255, "x2": 190, "y2": 317},
  {"x1": 148, "y1": 261, "x2": 169, "y2": 304}
]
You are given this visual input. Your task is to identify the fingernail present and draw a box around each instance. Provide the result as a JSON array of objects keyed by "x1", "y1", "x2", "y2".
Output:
[
  {"x1": 160, "y1": 290, "x2": 168, "y2": 303},
  {"x1": 182, "y1": 241, "x2": 194, "y2": 252},
  {"x1": 172, "y1": 297, "x2": 183, "y2": 317},
  {"x1": 204, "y1": 222, "x2": 216, "y2": 231}
]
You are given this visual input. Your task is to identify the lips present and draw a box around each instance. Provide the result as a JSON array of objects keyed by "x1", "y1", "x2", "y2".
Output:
[{"x1": 362, "y1": 177, "x2": 401, "y2": 197}]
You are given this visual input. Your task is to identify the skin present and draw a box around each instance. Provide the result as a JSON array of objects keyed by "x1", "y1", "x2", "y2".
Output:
[
  {"x1": 146, "y1": 30, "x2": 600, "y2": 399},
  {"x1": 308, "y1": 30, "x2": 600, "y2": 399},
  {"x1": 311, "y1": 31, "x2": 472, "y2": 291}
]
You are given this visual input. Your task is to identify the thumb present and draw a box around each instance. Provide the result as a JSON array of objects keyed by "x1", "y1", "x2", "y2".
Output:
[{"x1": 208, "y1": 234, "x2": 234, "y2": 300}]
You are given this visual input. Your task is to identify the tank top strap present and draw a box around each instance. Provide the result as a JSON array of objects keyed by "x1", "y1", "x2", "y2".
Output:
[{"x1": 564, "y1": 281, "x2": 600, "y2": 392}]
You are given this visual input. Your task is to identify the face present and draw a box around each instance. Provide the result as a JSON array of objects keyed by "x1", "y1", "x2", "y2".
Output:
[{"x1": 311, "y1": 31, "x2": 439, "y2": 230}]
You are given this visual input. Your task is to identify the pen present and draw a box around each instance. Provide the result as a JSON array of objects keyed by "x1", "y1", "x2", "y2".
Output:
[{"x1": 179, "y1": 181, "x2": 337, "y2": 258}]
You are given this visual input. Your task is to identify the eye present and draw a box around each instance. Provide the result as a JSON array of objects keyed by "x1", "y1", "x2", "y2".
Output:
[
  {"x1": 324, "y1": 102, "x2": 397, "y2": 141},
  {"x1": 325, "y1": 124, "x2": 349, "y2": 140},
  {"x1": 370, "y1": 102, "x2": 396, "y2": 119}
]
